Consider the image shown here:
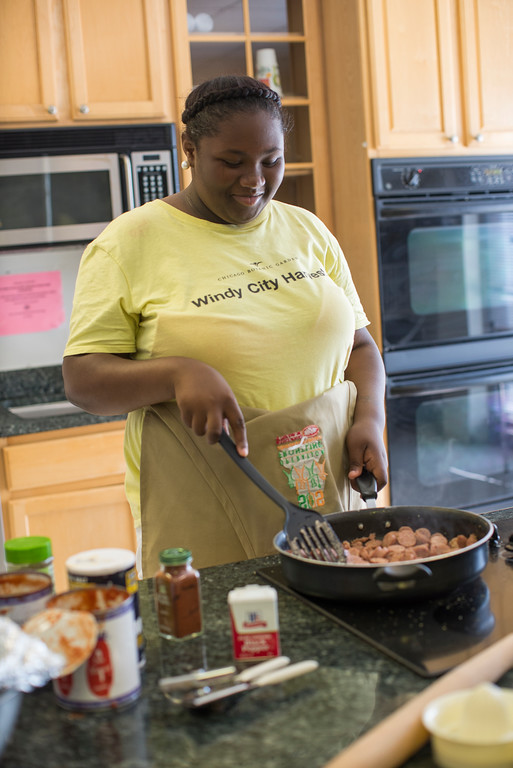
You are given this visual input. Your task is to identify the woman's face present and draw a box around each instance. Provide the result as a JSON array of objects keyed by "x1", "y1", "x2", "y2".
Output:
[{"x1": 185, "y1": 109, "x2": 285, "y2": 225}]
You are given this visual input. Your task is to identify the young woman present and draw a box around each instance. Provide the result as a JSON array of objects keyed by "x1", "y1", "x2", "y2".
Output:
[{"x1": 63, "y1": 75, "x2": 388, "y2": 576}]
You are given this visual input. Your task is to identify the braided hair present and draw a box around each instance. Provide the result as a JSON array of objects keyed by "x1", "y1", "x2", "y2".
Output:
[{"x1": 181, "y1": 75, "x2": 292, "y2": 142}]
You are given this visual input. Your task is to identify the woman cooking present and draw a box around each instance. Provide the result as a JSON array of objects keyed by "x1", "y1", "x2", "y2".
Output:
[{"x1": 63, "y1": 75, "x2": 388, "y2": 577}]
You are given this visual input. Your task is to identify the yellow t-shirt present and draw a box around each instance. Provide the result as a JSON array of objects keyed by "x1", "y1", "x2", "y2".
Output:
[{"x1": 64, "y1": 199, "x2": 369, "y2": 525}]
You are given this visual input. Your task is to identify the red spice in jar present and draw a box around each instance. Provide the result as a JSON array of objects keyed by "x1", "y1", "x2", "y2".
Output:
[{"x1": 154, "y1": 548, "x2": 202, "y2": 640}]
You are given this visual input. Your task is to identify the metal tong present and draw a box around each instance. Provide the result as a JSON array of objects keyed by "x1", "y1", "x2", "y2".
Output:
[
  {"x1": 160, "y1": 656, "x2": 319, "y2": 709},
  {"x1": 218, "y1": 431, "x2": 346, "y2": 562}
]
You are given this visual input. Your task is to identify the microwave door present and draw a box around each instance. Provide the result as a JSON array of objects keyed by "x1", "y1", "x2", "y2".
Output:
[{"x1": 0, "y1": 154, "x2": 123, "y2": 248}]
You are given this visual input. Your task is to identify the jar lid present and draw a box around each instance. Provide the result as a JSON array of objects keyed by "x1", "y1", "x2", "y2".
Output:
[
  {"x1": 159, "y1": 547, "x2": 192, "y2": 565},
  {"x1": 65, "y1": 548, "x2": 135, "y2": 576},
  {"x1": 5, "y1": 536, "x2": 52, "y2": 565}
]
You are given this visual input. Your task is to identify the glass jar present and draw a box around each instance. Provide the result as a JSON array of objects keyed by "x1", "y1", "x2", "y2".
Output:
[
  {"x1": 154, "y1": 548, "x2": 202, "y2": 640},
  {"x1": 5, "y1": 536, "x2": 54, "y2": 587}
]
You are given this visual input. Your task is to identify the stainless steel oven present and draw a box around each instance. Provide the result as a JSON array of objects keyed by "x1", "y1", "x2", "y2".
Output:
[
  {"x1": 372, "y1": 157, "x2": 513, "y2": 510},
  {"x1": 387, "y1": 363, "x2": 513, "y2": 512}
]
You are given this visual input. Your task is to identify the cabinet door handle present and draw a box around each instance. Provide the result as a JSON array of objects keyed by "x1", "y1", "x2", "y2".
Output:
[
  {"x1": 474, "y1": 133, "x2": 484, "y2": 142},
  {"x1": 447, "y1": 134, "x2": 459, "y2": 143},
  {"x1": 79, "y1": 104, "x2": 90, "y2": 114},
  {"x1": 47, "y1": 104, "x2": 57, "y2": 115}
]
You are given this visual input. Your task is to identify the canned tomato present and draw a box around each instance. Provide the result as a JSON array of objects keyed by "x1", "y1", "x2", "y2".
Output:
[
  {"x1": 47, "y1": 586, "x2": 141, "y2": 711},
  {"x1": 66, "y1": 548, "x2": 145, "y2": 667},
  {"x1": 0, "y1": 572, "x2": 53, "y2": 624}
]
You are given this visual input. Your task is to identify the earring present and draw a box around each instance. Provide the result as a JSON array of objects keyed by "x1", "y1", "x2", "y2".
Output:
[{"x1": 181, "y1": 159, "x2": 190, "y2": 170}]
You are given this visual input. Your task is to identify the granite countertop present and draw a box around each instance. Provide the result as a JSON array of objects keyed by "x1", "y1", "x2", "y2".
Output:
[
  {"x1": 3, "y1": 507, "x2": 513, "y2": 768},
  {"x1": 0, "y1": 366, "x2": 125, "y2": 437}
]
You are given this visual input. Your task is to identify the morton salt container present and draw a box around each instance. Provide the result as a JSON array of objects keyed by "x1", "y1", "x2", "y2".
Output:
[
  {"x1": 228, "y1": 584, "x2": 280, "y2": 661},
  {"x1": 47, "y1": 586, "x2": 141, "y2": 711},
  {"x1": 66, "y1": 548, "x2": 145, "y2": 666}
]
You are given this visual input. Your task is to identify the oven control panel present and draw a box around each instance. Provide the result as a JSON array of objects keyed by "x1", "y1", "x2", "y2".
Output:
[{"x1": 372, "y1": 157, "x2": 513, "y2": 196}]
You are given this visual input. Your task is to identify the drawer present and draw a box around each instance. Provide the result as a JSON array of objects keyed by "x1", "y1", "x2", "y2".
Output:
[{"x1": 3, "y1": 430, "x2": 126, "y2": 492}]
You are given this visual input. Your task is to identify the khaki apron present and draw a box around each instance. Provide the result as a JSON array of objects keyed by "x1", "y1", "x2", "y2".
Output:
[{"x1": 140, "y1": 381, "x2": 363, "y2": 576}]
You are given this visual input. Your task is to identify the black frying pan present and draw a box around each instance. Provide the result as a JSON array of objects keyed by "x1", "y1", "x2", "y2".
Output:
[{"x1": 274, "y1": 505, "x2": 496, "y2": 602}]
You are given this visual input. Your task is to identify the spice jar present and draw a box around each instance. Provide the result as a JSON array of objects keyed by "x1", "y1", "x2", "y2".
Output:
[
  {"x1": 5, "y1": 536, "x2": 54, "y2": 588},
  {"x1": 154, "y1": 548, "x2": 202, "y2": 640}
]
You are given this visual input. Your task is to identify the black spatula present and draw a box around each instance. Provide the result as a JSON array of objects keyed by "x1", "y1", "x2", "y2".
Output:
[{"x1": 218, "y1": 431, "x2": 345, "y2": 562}]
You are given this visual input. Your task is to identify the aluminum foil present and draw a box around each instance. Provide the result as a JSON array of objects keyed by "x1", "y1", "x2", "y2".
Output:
[{"x1": 0, "y1": 617, "x2": 65, "y2": 692}]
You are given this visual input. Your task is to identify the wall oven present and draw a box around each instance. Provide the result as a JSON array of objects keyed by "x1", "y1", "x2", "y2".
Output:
[
  {"x1": 0, "y1": 124, "x2": 179, "y2": 371},
  {"x1": 372, "y1": 157, "x2": 513, "y2": 512}
]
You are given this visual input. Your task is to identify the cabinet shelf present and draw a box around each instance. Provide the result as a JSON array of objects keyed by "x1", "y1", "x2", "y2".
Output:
[
  {"x1": 188, "y1": 34, "x2": 306, "y2": 43},
  {"x1": 170, "y1": 0, "x2": 333, "y2": 224}
]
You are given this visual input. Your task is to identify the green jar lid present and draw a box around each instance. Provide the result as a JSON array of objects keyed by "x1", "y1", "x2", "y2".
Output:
[
  {"x1": 159, "y1": 547, "x2": 192, "y2": 566},
  {"x1": 5, "y1": 536, "x2": 53, "y2": 565}
]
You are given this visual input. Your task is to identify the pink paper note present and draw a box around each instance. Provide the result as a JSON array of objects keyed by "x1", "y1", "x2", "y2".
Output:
[{"x1": 0, "y1": 271, "x2": 65, "y2": 336}]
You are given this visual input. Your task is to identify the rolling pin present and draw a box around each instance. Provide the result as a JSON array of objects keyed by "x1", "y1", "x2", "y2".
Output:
[{"x1": 324, "y1": 632, "x2": 513, "y2": 768}]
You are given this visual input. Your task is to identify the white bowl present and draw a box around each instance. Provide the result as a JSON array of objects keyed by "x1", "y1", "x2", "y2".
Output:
[{"x1": 422, "y1": 683, "x2": 513, "y2": 768}]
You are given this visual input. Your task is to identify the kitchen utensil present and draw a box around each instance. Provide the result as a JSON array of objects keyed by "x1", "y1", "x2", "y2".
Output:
[
  {"x1": 356, "y1": 468, "x2": 378, "y2": 508},
  {"x1": 218, "y1": 431, "x2": 345, "y2": 562},
  {"x1": 159, "y1": 665, "x2": 237, "y2": 693},
  {"x1": 323, "y1": 632, "x2": 513, "y2": 768},
  {"x1": 274, "y1": 505, "x2": 496, "y2": 602},
  {"x1": 159, "y1": 655, "x2": 291, "y2": 694},
  {"x1": 183, "y1": 658, "x2": 319, "y2": 709}
]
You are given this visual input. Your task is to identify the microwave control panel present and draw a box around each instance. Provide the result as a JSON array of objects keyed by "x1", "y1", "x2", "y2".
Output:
[{"x1": 132, "y1": 150, "x2": 173, "y2": 207}]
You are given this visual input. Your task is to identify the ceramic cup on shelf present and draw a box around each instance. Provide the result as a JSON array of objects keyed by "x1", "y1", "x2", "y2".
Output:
[{"x1": 255, "y1": 48, "x2": 283, "y2": 96}]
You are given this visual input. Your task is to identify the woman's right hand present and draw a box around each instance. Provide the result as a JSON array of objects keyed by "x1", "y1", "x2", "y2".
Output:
[
  {"x1": 172, "y1": 358, "x2": 248, "y2": 455},
  {"x1": 63, "y1": 353, "x2": 248, "y2": 456}
]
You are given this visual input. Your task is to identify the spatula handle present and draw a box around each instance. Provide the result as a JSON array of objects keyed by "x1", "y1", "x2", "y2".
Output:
[
  {"x1": 356, "y1": 468, "x2": 378, "y2": 502},
  {"x1": 218, "y1": 431, "x2": 291, "y2": 517}
]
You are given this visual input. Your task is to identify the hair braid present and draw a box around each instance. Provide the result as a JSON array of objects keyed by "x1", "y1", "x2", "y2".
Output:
[
  {"x1": 182, "y1": 85, "x2": 282, "y2": 124},
  {"x1": 180, "y1": 75, "x2": 292, "y2": 142}
]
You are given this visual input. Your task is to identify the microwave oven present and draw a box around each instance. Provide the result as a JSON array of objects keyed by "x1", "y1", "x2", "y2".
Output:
[{"x1": 0, "y1": 123, "x2": 179, "y2": 248}]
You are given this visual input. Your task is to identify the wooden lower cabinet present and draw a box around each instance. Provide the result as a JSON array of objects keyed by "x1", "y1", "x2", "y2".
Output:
[{"x1": 0, "y1": 422, "x2": 136, "y2": 593}]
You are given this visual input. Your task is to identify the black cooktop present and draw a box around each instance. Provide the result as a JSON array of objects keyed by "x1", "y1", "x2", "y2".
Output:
[{"x1": 258, "y1": 519, "x2": 513, "y2": 678}]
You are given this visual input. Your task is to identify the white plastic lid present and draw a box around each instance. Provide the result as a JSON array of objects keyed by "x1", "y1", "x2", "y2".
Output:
[
  {"x1": 65, "y1": 548, "x2": 135, "y2": 576},
  {"x1": 228, "y1": 584, "x2": 277, "y2": 604}
]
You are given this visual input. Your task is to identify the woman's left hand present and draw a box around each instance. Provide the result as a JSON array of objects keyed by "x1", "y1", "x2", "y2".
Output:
[
  {"x1": 345, "y1": 417, "x2": 388, "y2": 491},
  {"x1": 344, "y1": 327, "x2": 389, "y2": 492}
]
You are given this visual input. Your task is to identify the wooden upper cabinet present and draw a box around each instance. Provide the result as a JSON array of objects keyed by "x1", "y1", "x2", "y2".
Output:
[
  {"x1": 366, "y1": 0, "x2": 462, "y2": 152},
  {"x1": 459, "y1": 0, "x2": 513, "y2": 149},
  {"x1": 0, "y1": 0, "x2": 59, "y2": 122},
  {"x1": 365, "y1": 0, "x2": 513, "y2": 153},
  {"x1": 62, "y1": 0, "x2": 165, "y2": 120},
  {"x1": 1, "y1": 0, "x2": 171, "y2": 126}
]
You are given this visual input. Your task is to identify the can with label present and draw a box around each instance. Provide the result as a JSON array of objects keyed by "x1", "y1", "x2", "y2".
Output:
[
  {"x1": 65, "y1": 548, "x2": 145, "y2": 667},
  {"x1": 47, "y1": 586, "x2": 141, "y2": 711},
  {"x1": 228, "y1": 584, "x2": 281, "y2": 661},
  {"x1": 0, "y1": 572, "x2": 53, "y2": 625}
]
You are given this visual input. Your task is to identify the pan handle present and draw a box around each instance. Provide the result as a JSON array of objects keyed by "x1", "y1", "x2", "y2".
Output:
[
  {"x1": 356, "y1": 468, "x2": 378, "y2": 503},
  {"x1": 373, "y1": 563, "x2": 432, "y2": 593}
]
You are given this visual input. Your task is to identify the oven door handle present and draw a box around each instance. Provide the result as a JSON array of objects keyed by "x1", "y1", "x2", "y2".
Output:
[
  {"x1": 389, "y1": 368, "x2": 513, "y2": 397},
  {"x1": 377, "y1": 200, "x2": 513, "y2": 218}
]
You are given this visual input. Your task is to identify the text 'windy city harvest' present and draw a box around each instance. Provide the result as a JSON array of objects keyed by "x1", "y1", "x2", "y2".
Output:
[{"x1": 191, "y1": 269, "x2": 326, "y2": 307}]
